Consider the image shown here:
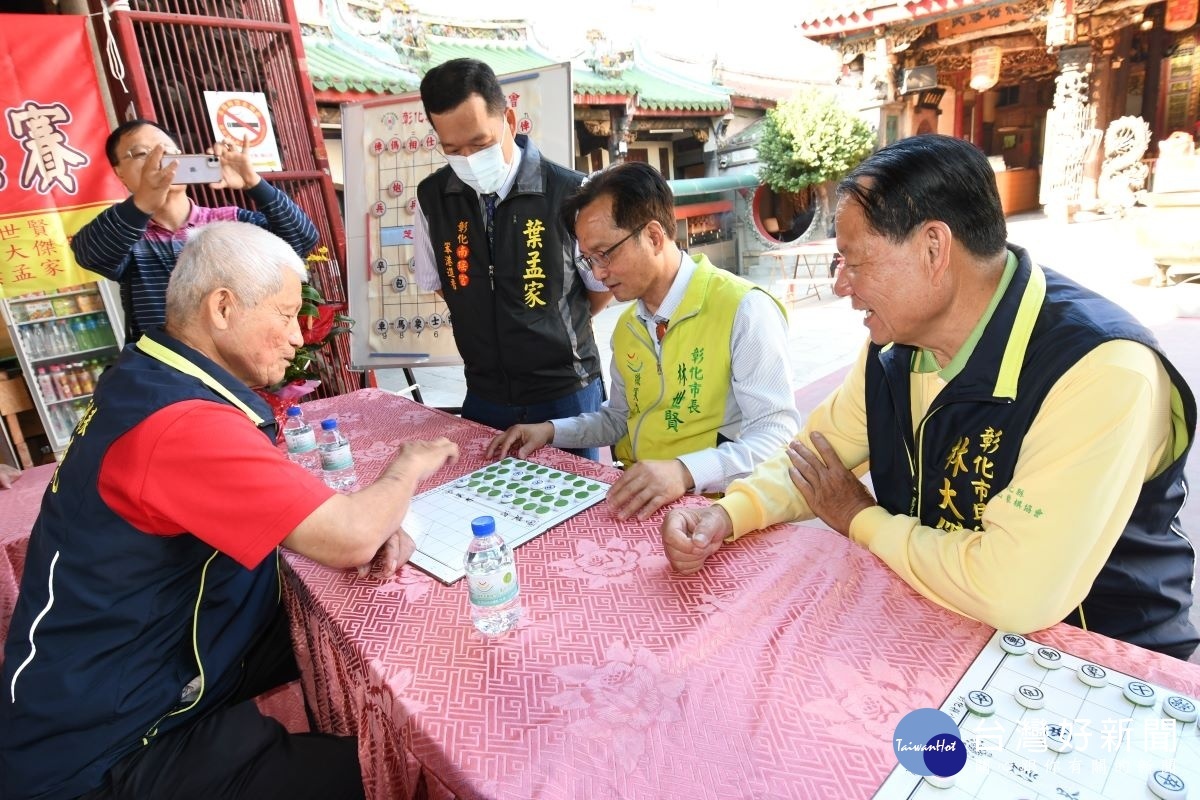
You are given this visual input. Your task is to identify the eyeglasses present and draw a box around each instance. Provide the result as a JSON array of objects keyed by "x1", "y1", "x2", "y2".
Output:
[
  {"x1": 122, "y1": 146, "x2": 182, "y2": 162},
  {"x1": 576, "y1": 222, "x2": 647, "y2": 272}
]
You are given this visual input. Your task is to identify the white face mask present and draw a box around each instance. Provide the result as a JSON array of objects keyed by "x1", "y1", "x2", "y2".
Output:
[{"x1": 445, "y1": 140, "x2": 508, "y2": 195}]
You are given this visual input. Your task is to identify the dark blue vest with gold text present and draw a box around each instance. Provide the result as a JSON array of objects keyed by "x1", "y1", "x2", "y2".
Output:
[
  {"x1": 416, "y1": 135, "x2": 599, "y2": 405},
  {"x1": 865, "y1": 246, "x2": 1197, "y2": 657},
  {"x1": 0, "y1": 329, "x2": 281, "y2": 799}
]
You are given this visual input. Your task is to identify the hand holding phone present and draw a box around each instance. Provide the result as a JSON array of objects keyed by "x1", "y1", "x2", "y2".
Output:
[
  {"x1": 165, "y1": 154, "x2": 223, "y2": 185},
  {"x1": 209, "y1": 138, "x2": 261, "y2": 190}
]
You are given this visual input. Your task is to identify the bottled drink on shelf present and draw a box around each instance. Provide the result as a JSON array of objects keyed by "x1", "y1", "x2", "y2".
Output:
[
  {"x1": 49, "y1": 405, "x2": 71, "y2": 440},
  {"x1": 32, "y1": 323, "x2": 50, "y2": 357},
  {"x1": 53, "y1": 321, "x2": 73, "y2": 355},
  {"x1": 71, "y1": 318, "x2": 91, "y2": 350},
  {"x1": 74, "y1": 363, "x2": 94, "y2": 395},
  {"x1": 96, "y1": 316, "x2": 116, "y2": 347},
  {"x1": 20, "y1": 327, "x2": 41, "y2": 359},
  {"x1": 45, "y1": 322, "x2": 59, "y2": 355},
  {"x1": 317, "y1": 417, "x2": 358, "y2": 491},
  {"x1": 64, "y1": 366, "x2": 83, "y2": 398},
  {"x1": 35, "y1": 367, "x2": 57, "y2": 403},
  {"x1": 50, "y1": 365, "x2": 72, "y2": 399},
  {"x1": 282, "y1": 405, "x2": 320, "y2": 473},
  {"x1": 463, "y1": 515, "x2": 522, "y2": 636},
  {"x1": 31, "y1": 323, "x2": 49, "y2": 357}
]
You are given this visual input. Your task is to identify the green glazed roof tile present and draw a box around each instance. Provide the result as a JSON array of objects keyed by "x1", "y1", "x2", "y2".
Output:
[
  {"x1": 573, "y1": 60, "x2": 730, "y2": 113},
  {"x1": 304, "y1": 27, "x2": 731, "y2": 113},
  {"x1": 425, "y1": 37, "x2": 556, "y2": 74},
  {"x1": 304, "y1": 37, "x2": 418, "y2": 94}
]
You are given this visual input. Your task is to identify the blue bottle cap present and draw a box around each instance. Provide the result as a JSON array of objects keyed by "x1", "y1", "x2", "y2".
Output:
[
  {"x1": 471, "y1": 516, "x2": 496, "y2": 537},
  {"x1": 286, "y1": 406, "x2": 302, "y2": 417},
  {"x1": 321, "y1": 418, "x2": 338, "y2": 430}
]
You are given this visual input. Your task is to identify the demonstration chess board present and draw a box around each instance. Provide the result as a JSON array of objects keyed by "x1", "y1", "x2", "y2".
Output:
[
  {"x1": 874, "y1": 631, "x2": 1200, "y2": 800},
  {"x1": 404, "y1": 457, "x2": 609, "y2": 584}
]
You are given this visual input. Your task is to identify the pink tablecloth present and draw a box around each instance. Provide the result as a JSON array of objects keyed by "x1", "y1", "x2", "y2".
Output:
[
  {"x1": 281, "y1": 390, "x2": 1200, "y2": 800},
  {"x1": 0, "y1": 463, "x2": 54, "y2": 652}
]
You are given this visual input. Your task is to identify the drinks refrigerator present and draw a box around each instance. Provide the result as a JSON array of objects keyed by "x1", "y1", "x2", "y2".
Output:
[{"x1": 0, "y1": 280, "x2": 125, "y2": 455}]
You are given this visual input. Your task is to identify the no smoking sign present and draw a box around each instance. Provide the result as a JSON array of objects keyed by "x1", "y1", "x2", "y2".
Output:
[
  {"x1": 215, "y1": 98, "x2": 267, "y2": 147},
  {"x1": 203, "y1": 90, "x2": 283, "y2": 171}
]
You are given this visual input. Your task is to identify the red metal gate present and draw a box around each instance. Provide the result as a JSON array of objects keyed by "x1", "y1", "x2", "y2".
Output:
[{"x1": 85, "y1": 0, "x2": 356, "y2": 396}]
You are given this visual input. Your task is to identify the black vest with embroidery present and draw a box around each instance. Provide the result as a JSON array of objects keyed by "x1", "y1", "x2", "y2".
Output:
[
  {"x1": 865, "y1": 246, "x2": 1198, "y2": 656},
  {"x1": 416, "y1": 135, "x2": 600, "y2": 405},
  {"x1": 0, "y1": 329, "x2": 282, "y2": 800}
]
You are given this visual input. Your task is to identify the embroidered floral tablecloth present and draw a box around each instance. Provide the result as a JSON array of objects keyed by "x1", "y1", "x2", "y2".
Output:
[
  {"x1": 0, "y1": 462, "x2": 54, "y2": 659},
  {"x1": 270, "y1": 390, "x2": 1200, "y2": 800}
]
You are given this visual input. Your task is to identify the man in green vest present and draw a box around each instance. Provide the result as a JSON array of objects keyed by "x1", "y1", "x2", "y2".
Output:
[{"x1": 487, "y1": 162, "x2": 800, "y2": 520}]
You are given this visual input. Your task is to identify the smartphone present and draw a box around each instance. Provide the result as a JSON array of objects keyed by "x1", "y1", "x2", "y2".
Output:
[{"x1": 165, "y1": 153, "x2": 223, "y2": 185}]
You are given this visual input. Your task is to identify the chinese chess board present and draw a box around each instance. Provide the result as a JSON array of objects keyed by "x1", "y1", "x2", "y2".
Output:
[
  {"x1": 874, "y1": 631, "x2": 1200, "y2": 799},
  {"x1": 404, "y1": 457, "x2": 609, "y2": 584}
]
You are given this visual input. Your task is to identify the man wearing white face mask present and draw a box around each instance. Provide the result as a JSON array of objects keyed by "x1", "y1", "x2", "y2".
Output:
[{"x1": 414, "y1": 59, "x2": 611, "y2": 460}]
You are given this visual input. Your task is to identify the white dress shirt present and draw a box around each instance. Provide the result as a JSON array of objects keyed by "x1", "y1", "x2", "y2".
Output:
[{"x1": 551, "y1": 253, "x2": 802, "y2": 493}]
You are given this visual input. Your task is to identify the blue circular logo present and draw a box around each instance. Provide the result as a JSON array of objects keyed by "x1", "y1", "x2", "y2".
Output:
[{"x1": 893, "y1": 708, "x2": 967, "y2": 777}]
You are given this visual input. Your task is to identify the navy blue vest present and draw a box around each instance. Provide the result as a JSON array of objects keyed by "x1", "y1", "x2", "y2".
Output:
[
  {"x1": 416, "y1": 135, "x2": 600, "y2": 405},
  {"x1": 0, "y1": 330, "x2": 282, "y2": 799},
  {"x1": 865, "y1": 246, "x2": 1198, "y2": 657}
]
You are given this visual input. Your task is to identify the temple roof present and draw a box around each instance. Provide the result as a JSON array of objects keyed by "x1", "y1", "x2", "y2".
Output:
[
  {"x1": 796, "y1": 0, "x2": 993, "y2": 37},
  {"x1": 572, "y1": 51, "x2": 731, "y2": 113},
  {"x1": 304, "y1": 36, "x2": 419, "y2": 95},
  {"x1": 301, "y1": 3, "x2": 731, "y2": 114},
  {"x1": 425, "y1": 36, "x2": 557, "y2": 75}
]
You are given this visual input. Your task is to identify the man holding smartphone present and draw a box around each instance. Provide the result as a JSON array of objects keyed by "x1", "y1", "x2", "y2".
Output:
[{"x1": 71, "y1": 119, "x2": 319, "y2": 339}]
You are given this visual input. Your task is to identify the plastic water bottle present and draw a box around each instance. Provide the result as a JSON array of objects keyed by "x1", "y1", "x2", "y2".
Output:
[
  {"x1": 317, "y1": 417, "x2": 358, "y2": 490},
  {"x1": 20, "y1": 327, "x2": 42, "y2": 359},
  {"x1": 53, "y1": 321, "x2": 73, "y2": 354},
  {"x1": 30, "y1": 323, "x2": 48, "y2": 357},
  {"x1": 464, "y1": 516, "x2": 521, "y2": 636},
  {"x1": 282, "y1": 405, "x2": 320, "y2": 473}
]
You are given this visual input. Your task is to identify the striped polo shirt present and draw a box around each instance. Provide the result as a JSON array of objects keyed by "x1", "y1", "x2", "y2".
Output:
[{"x1": 70, "y1": 180, "x2": 318, "y2": 338}]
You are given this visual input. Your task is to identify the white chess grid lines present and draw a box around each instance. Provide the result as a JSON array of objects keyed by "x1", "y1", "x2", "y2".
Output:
[
  {"x1": 405, "y1": 458, "x2": 610, "y2": 584},
  {"x1": 874, "y1": 631, "x2": 1200, "y2": 800}
]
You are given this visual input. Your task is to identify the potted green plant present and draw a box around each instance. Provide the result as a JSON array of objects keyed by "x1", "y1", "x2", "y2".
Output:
[{"x1": 757, "y1": 90, "x2": 876, "y2": 241}]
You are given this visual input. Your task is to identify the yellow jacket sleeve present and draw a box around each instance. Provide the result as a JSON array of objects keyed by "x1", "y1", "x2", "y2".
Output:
[
  {"x1": 719, "y1": 339, "x2": 1176, "y2": 635},
  {"x1": 717, "y1": 342, "x2": 873, "y2": 537}
]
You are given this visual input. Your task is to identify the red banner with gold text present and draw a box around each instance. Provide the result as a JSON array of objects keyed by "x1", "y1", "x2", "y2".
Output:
[{"x1": 0, "y1": 14, "x2": 125, "y2": 298}]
